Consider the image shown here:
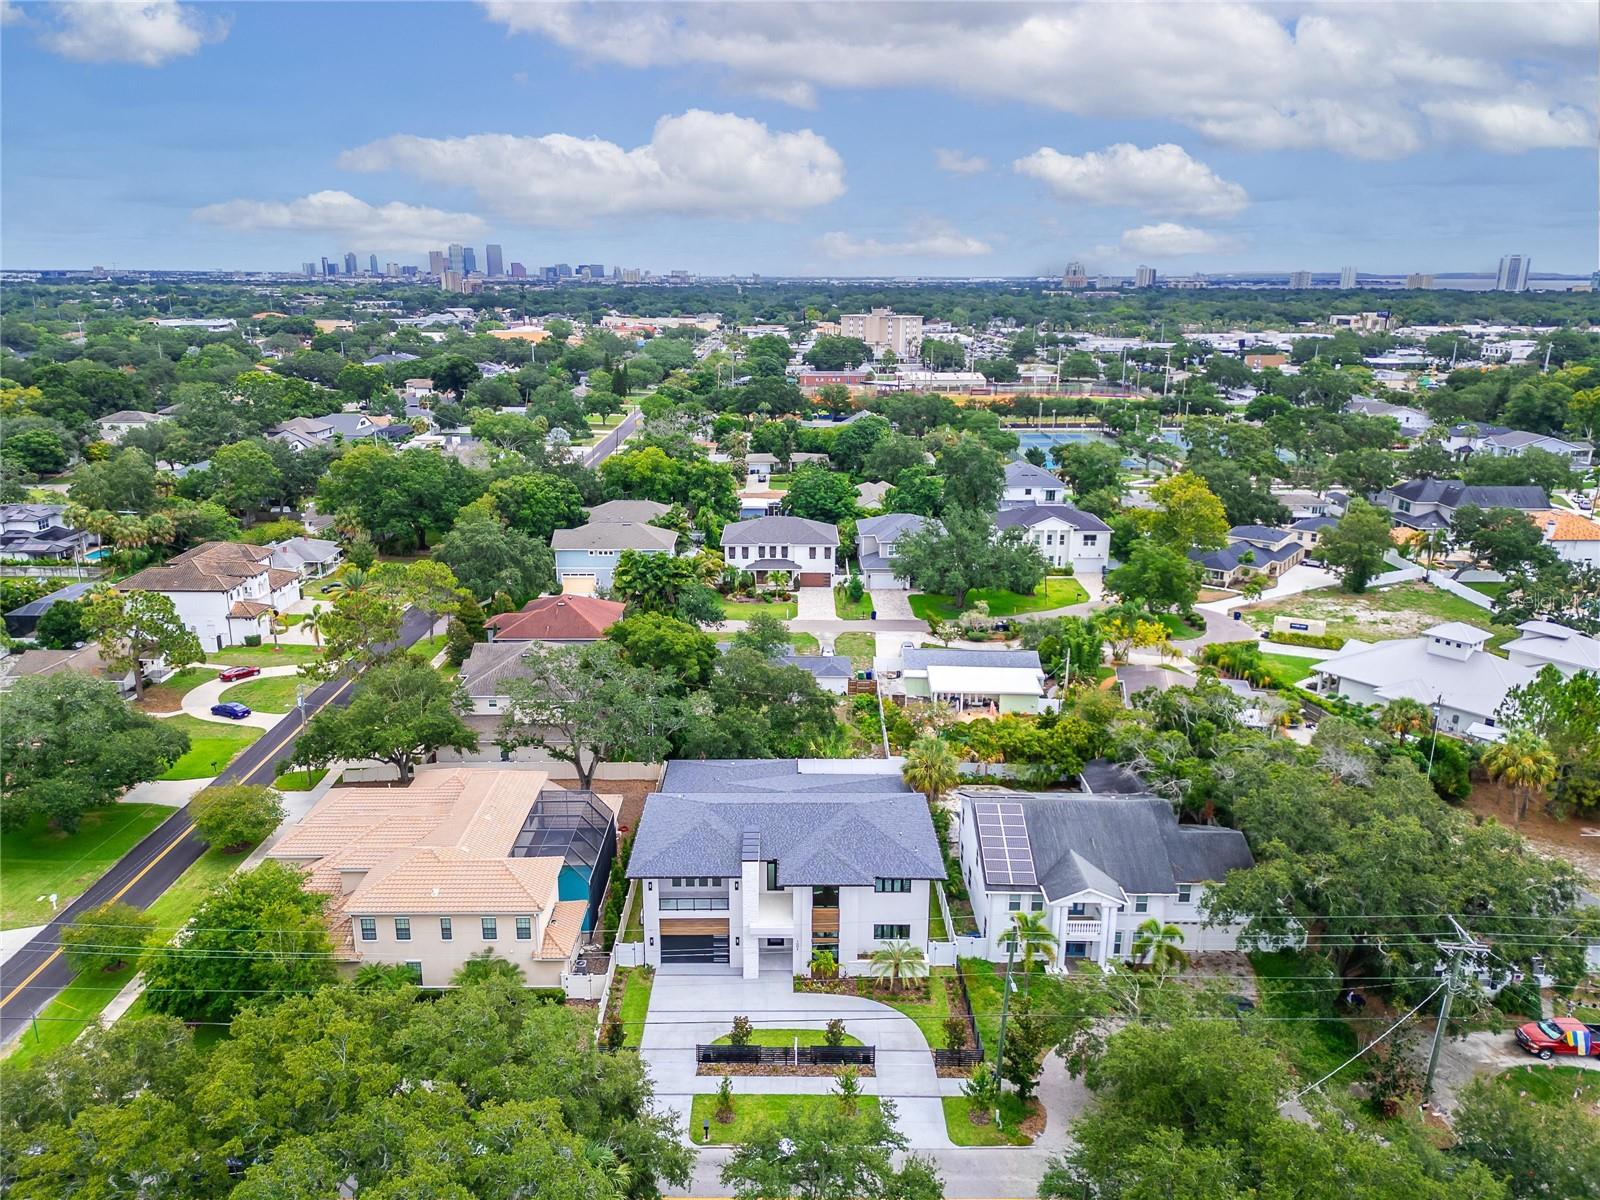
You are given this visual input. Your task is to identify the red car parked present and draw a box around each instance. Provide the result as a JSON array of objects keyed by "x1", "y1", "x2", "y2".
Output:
[
  {"x1": 1515, "y1": 1016, "x2": 1600, "y2": 1060},
  {"x1": 217, "y1": 665, "x2": 261, "y2": 682}
]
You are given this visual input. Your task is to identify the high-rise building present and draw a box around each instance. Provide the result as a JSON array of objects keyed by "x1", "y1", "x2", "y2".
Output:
[
  {"x1": 302, "y1": 262, "x2": 317, "y2": 277},
  {"x1": 554, "y1": 263, "x2": 572, "y2": 278},
  {"x1": 1405, "y1": 273, "x2": 1435, "y2": 290},
  {"x1": 343, "y1": 252, "x2": 358, "y2": 275},
  {"x1": 369, "y1": 254, "x2": 380, "y2": 275},
  {"x1": 1288, "y1": 270, "x2": 1313, "y2": 289},
  {"x1": 508, "y1": 262, "x2": 527, "y2": 278},
  {"x1": 429, "y1": 250, "x2": 447, "y2": 275},
  {"x1": 441, "y1": 270, "x2": 463, "y2": 292},
  {"x1": 485, "y1": 244, "x2": 503, "y2": 276},
  {"x1": 1062, "y1": 261, "x2": 1089, "y2": 288},
  {"x1": 1339, "y1": 265, "x2": 1357, "y2": 289},
  {"x1": 839, "y1": 307, "x2": 924, "y2": 358},
  {"x1": 321, "y1": 256, "x2": 334, "y2": 277},
  {"x1": 462, "y1": 246, "x2": 477, "y2": 274},
  {"x1": 579, "y1": 263, "x2": 604, "y2": 279},
  {"x1": 1134, "y1": 265, "x2": 1157, "y2": 288},
  {"x1": 1495, "y1": 254, "x2": 1530, "y2": 292},
  {"x1": 384, "y1": 261, "x2": 400, "y2": 277},
  {"x1": 448, "y1": 243, "x2": 466, "y2": 274}
]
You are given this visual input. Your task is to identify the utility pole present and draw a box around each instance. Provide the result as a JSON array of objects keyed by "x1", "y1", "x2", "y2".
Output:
[
  {"x1": 991, "y1": 941, "x2": 1017, "y2": 1128},
  {"x1": 1424, "y1": 915, "x2": 1486, "y2": 1102}
]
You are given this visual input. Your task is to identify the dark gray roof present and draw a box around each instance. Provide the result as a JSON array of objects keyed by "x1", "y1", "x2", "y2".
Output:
[
  {"x1": 4, "y1": 579, "x2": 97, "y2": 619},
  {"x1": 1387, "y1": 479, "x2": 1548, "y2": 510},
  {"x1": 1190, "y1": 540, "x2": 1300, "y2": 572},
  {"x1": 779, "y1": 654, "x2": 853, "y2": 679},
  {"x1": 1228, "y1": 524, "x2": 1289, "y2": 542},
  {"x1": 722, "y1": 515, "x2": 839, "y2": 546},
  {"x1": 631, "y1": 760, "x2": 941, "y2": 885},
  {"x1": 902, "y1": 647, "x2": 1041, "y2": 672},
  {"x1": 1004, "y1": 461, "x2": 1062, "y2": 489},
  {"x1": 1078, "y1": 759, "x2": 1147, "y2": 794},
  {"x1": 967, "y1": 791, "x2": 1253, "y2": 901},
  {"x1": 1290, "y1": 515, "x2": 1338, "y2": 531},
  {"x1": 994, "y1": 504, "x2": 1111, "y2": 533}
]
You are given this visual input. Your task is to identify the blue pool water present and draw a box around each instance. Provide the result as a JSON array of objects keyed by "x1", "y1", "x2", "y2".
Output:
[
  {"x1": 1015, "y1": 428, "x2": 1187, "y2": 468},
  {"x1": 558, "y1": 864, "x2": 592, "y2": 902}
]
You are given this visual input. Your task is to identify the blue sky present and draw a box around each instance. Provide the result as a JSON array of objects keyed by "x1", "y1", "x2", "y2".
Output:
[{"x1": 2, "y1": 1, "x2": 1595, "y2": 276}]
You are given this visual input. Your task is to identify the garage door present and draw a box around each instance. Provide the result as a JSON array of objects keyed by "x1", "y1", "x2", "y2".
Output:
[
  {"x1": 661, "y1": 934, "x2": 729, "y2": 964},
  {"x1": 799, "y1": 572, "x2": 830, "y2": 587}
]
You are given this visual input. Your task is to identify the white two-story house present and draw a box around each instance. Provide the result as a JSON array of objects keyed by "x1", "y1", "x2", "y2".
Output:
[
  {"x1": 958, "y1": 788, "x2": 1254, "y2": 968},
  {"x1": 721, "y1": 515, "x2": 842, "y2": 587},
  {"x1": 856, "y1": 513, "x2": 930, "y2": 590},
  {"x1": 1000, "y1": 460, "x2": 1068, "y2": 509},
  {"x1": 993, "y1": 505, "x2": 1111, "y2": 576},
  {"x1": 626, "y1": 760, "x2": 944, "y2": 978},
  {"x1": 119, "y1": 541, "x2": 302, "y2": 650}
]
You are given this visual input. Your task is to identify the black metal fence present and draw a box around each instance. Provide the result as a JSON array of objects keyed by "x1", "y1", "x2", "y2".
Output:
[
  {"x1": 696, "y1": 1044, "x2": 875, "y2": 1068},
  {"x1": 933, "y1": 1047, "x2": 985, "y2": 1070}
]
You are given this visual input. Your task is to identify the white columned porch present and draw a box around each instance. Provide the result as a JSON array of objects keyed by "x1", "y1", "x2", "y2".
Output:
[{"x1": 1096, "y1": 904, "x2": 1115, "y2": 967}]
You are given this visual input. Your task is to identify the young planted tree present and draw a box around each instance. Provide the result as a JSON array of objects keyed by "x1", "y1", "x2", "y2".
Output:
[
  {"x1": 868, "y1": 940, "x2": 929, "y2": 993},
  {"x1": 1482, "y1": 728, "x2": 1559, "y2": 823},
  {"x1": 62, "y1": 901, "x2": 157, "y2": 974},
  {"x1": 1008, "y1": 910, "x2": 1059, "y2": 984},
  {"x1": 1378, "y1": 697, "x2": 1431, "y2": 745},
  {"x1": 1130, "y1": 917, "x2": 1189, "y2": 978}
]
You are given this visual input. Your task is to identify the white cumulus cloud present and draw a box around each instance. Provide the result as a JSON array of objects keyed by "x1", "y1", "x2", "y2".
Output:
[
  {"x1": 40, "y1": 1, "x2": 225, "y2": 66},
  {"x1": 1118, "y1": 223, "x2": 1242, "y2": 257},
  {"x1": 1421, "y1": 97, "x2": 1596, "y2": 152},
  {"x1": 192, "y1": 191, "x2": 487, "y2": 251},
  {"x1": 816, "y1": 223, "x2": 992, "y2": 260},
  {"x1": 934, "y1": 148, "x2": 989, "y2": 175},
  {"x1": 1014, "y1": 143, "x2": 1249, "y2": 218},
  {"x1": 339, "y1": 110, "x2": 845, "y2": 226},
  {"x1": 480, "y1": 1, "x2": 1597, "y2": 160}
]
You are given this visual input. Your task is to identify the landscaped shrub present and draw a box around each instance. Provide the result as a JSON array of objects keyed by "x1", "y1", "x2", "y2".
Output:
[
  {"x1": 1494, "y1": 979, "x2": 1542, "y2": 1021},
  {"x1": 242, "y1": 633, "x2": 263, "y2": 647},
  {"x1": 729, "y1": 1015, "x2": 753, "y2": 1046},
  {"x1": 943, "y1": 1014, "x2": 969, "y2": 1051},
  {"x1": 825, "y1": 1017, "x2": 847, "y2": 1048},
  {"x1": 1263, "y1": 629, "x2": 1346, "y2": 650}
]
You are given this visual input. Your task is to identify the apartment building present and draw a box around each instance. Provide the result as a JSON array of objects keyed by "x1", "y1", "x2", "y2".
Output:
[{"x1": 840, "y1": 307, "x2": 923, "y2": 359}]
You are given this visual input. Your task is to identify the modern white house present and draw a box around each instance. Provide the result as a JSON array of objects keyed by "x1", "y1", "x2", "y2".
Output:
[
  {"x1": 957, "y1": 789, "x2": 1255, "y2": 967},
  {"x1": 267, "y1": 536, "x2": 343, "y2": 580},
  {"x1": 721, "y1": 515, "x2": 842, "y2": 586},
  {"x1": 1375, "y1": 480, "x2": 1548, "y2": 531},
  {"x1": 856, "y1": 513, "x2": 930, "y2": 590},
  {"x1": 96, "y1": 409, "x2": 165, "y2": 443},
  {"x1": 1344, "y1": 396, "x2": 1432, "y2": 437},
  {"x1": 0, "y1": 503, "x2": 98, "y2": 562},
  {"x1": 552, "y1": 520, "x2": 678, "y2": 592},
  {"x1": 993, "y1": 505, "x2": 1111, "y2": 576},
  {"x1": 118, "y1": 542, "x2": 302, "y2": 651},
  {"x1": 1502, "y1": 620, "x2": 1600, "y2": 679},
  {"x1": 891, "y1": 647, "x2": 1049, "y2": 715},
  {"x1": 626, "y1": 760, "x2": 944, "y2": 977},
  {"x1": 1000, "y1": 460, "x2": 1068, "y2": 509},
  {"x1": 1310, "y1": 621, "x2": 1538, "y2": 738}
]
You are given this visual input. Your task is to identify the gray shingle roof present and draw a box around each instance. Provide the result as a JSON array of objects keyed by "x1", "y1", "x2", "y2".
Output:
[
  {"x1": 551, "y1": 521, "x2": 678, "y2": 552},
  {"x1": 779, "y1": 654, "x2": 853, "y2": 680},
  {"x1": 630, "y1": 760, "x2": 942, "y2": 885},
  {"x1": 1387, "y1": 479, "x2": 1548, "y2": 510},
  {"x1": 721, "y1": 515, "x2": 840, "y2": 546},
  {"x1": 994, "y1": 505, "x2": 1112, "y2": 533},
  {"x1": 584, "y1": 499, "x2": 670, "y2": 524},
  {"x1": 902, "y1": 647, "x2": 1042, "y2": 672},
  {"x1": 857, "y1": 513, "x2": 929, "y2": 541},
  {"x1": 1004, "y1": 460, "x2": 1062, "y2": 490}
]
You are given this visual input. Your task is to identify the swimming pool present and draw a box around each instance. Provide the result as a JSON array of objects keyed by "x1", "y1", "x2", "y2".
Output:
[{"x1": 558, "y1": 864, "x2": 592, "y2": 902}]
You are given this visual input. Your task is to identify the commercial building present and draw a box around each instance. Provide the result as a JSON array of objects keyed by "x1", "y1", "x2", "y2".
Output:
[
  {"x1": 343, "y1": 252, "x2": 358, "y2": 275},
  {"x1": 1495, "y1": 254, "x2": 1531, "y2": 292},
  {"x1": 1406, "y1": 273, "x2": 1436, "y2": 289},
  {"x1": 1339, "y1": 265, "x2": 1357, "y2": 289},
  {"x1": 485, "y1": 244, "x2": 504, "y2": 277},
  {"x1": 448, "y1": 243, "x2": 465, "y2": 275},
  {"x1": 1134, "y1": 265, "x2": 1157, "y2": 288},
  {"x1": 1288, "y1": 270, "x2": 1313, "y2": 289},
  {"x1": 839, "y1": 307, "x2": 923, "y2": 359},
  {"x1": 428, "y1": 250, "x2": 447, "y2": 275},
  {"x1": 1062, "y1": 261, "x2": 1089, "y2": 288}
]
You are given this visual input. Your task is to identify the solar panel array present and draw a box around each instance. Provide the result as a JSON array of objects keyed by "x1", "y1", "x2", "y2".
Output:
[{"x1": 973, "y1": 801, "x2": 1037, "y2": 887}]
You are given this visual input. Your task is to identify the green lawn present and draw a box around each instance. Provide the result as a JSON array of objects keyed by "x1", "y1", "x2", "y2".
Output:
[
  {"x1": 910, "y1": 577, "x2": 1089, "y2": 622},
  {"x1": 690, "y1": 1094, "x2": 882, "y2": 1144},
  {"x1": 1464, "y1": 581, "x2": 1510, "y2": 600},
  {"x1": 929, "y1": 885, "x2": 949, "y2": 941},
  {"x1": 1, "y1": 805, "x2": 175, "y2": 929},
  {"x1": 877, "y1": 965, "x2": 953, "y2": 1046},
  {"x1": 156, "y1": 715, "x2": 264, "y2": 781},
  {"x1": 835, "y1": 632, "x2": 876, "y2": 667},
  {"x1": 135, "y1": 666, "x2": 216, "y2": 712},
  {"x1": 765, "y1": 473, "x2": 792, "y2": 492},
  {"x1": 961, "y1": 957, "x2": 1071, "y2": 1050},
  {"x1": 207, "y1": 644, "x2": 323, "y2": 668},
  {"x1": 1249, "y1": 951, "x2": 1359, "y2": 1086},
  {"x1": 217, "y1": 675, "x2": 301, "y2": 713},
  {"x1": 1257, "y1": 651, "x2": 1320, "y2": 688},
  {"x1": 942, "y1": 1095, "x2": 1035, "y2": 1146},
  {"x1": 409, "y1": 633, "x2": 448, "y2": 663},
  {"x1": 711, "y1": 1027, "x2": 864, "y2": 1047},
  {"x1": 621, "y1": 883, "x2": 644, "y2": 942},
  {"x1": 3, "y1": 844, "x2": 246, "y2": 1070},
  {"x1": 788, "y1": 632, "x2": 820, "y2": 654},
  {"x1": 616, "y1": 967, "x2": 653, "y2": 1049},
  {"x1": 271, "y1": 767, "x2": 330, "y2": 792},
  {"x1": 1240, "y1": 582, "x2": 1518, "y2": 654},
  {"x1": 1495, "y1": 1064, "x2": 1599, "y2": 1106},
  {"x1": 1156, "y1": 612, "x2": 1208, "y2": 640},
  {"x1": 719, "y1": 596, "x2": 798, "y2": 621},
  {"x1": 834, "y1": 586, "x2": 874, "y2": 620}
]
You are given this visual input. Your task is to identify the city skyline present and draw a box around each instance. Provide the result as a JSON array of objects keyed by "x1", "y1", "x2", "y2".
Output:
[{"x1": 2, "y1": 1, "x2": 1595, "y2": 275}]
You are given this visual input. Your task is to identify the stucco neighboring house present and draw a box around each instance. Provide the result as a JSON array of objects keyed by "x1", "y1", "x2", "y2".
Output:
[
  {"x1": 584, "y1": 499, "x2": 669, "y2": 525},
  {"x1": 779, "y1": 653, "x2": 852, "y2": 694},
  {"x1": 856, "y1": 513, "x2": 930, "y2": 590},
  {"x1": 1000, "y1": 460, "x2": 1068, "y2": 509},
  {"x1": 267, "y1": 536, "x2": 343, "y2": 580},
  {"x1": 118, "y1": 541, "x2": 302, "y2": 651},
  {"x1": 267, "y1": 412, "x2": 383, "y2": 451},
  {"x1": 957, "y1": 789, "x2": 1254, "y2": 967},
  {"x1": 486, "y1": 594, "x2": 624, "y2": 643},
  {"x1": 993, "y1": 504, "x2": 1111, "y2": 576},
  {"x1": 1374, "y1": 479, "x2": 1548, "y2": 531},
  {"x1": 893, "y1": 647, "x2": 1047, "y2": 715},
  {"x1": 1502, "y1": 620, "x2": 1600, "y2": 678},
  {"x1": 1311, "y1": 621, "x2": 1537, "y2": 739},
  {"x1": 268, "y1": 767, "x2": 613, "y2": 990},
  {"x1": 1190, "y1": 525, "x2": 1306, "y2": 587},
  {"x1": 721, "y1": 515, "x2": 842, "y2": 586},
  {"x1": 0, "y1": 642, "x2": 164, "y2": 696},
  {"x1": 625, "y1": 759, "x2": 943, "y2": 977},
  {"x1": 1344, "y1": 396, "x2": 1432, "y2": 436},
  {"x1": 1527, "y1": 509, "x2": 1600, "y2": 566},
  {"x1": 96, "y1": 409, "x2": 165, "y2": 443},
  {"x1": 551, "y1": 520, "x2": 678, "y2": 592}
]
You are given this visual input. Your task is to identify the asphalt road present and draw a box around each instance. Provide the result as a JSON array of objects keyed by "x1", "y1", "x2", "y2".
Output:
[
  {"x1": 0, "y1": 607, "x2": 436, "y2": 1045},
  {"x1": 583, "y1": 408, "x2": 643, "y2": 469}
]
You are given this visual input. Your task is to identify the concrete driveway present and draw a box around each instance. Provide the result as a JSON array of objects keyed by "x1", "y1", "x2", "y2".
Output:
[
  {"x1": 868, "y1": 589, "x2": 916, "y2": 622},
  {"x1": 641, "y1": 964, "x2": 954, "y2": 1149},
  {"x1": 176, "y1": 664, "x2": 301, "y2": 729},
  {"x1": 796, "y1": 586, "x2": 837, "y2": 622}
]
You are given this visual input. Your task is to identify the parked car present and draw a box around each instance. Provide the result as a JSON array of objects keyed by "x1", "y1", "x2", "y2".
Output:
[
  {"x1": 217, "y1": 665, "x2": 261, "y2": 682},
  {"x1": 1514, "y1": 1016, "x2": 1600, "y2": 1059},
  {"x1": 210, "y1": 702, "x2": 252, "y2": 720}
]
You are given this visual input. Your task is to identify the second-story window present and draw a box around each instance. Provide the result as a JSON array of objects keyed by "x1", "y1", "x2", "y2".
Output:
[
  {"x1": 482, "y1": 917, "x2": 498, "y2": 940},
  {"x1": 394, "y1": 917, "x2": 411, "y2": 941},
  {"x1": 874, "y1": 878, "x2": 911, "y2": 893},
  {"x1": 359, "y1": 917, "x2": 376, "y2": 941},
  {"x1": 1134, "y1": 895, "x2": 1149, "y2": 913},
  {"x1": 440, "y1": 917, "x2": 453, "y2": 941},
  {"x1": 516, "y1": 916, "x2": 532, "y2": 941}
]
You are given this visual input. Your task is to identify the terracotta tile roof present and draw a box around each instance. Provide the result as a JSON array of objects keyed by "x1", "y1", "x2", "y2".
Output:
[
  {"x1": 537, "y1": 899, "x2": 590, "y2": 960},
  {"x1": 120, "y1": 541, "x2": 275, "y2": 594},
  {"x1": 486, "y1": 594, "x2": 624, "y2": 641},
  {"x1": 229, "y1": 600, "x2": 272, "y2": 618},
  {"x1": 347, "y1": 847, "x2": 561, "y2": 914},
  {"x1": 1529, "y1": 509, "x2": 1600, "y2": 542},
  {"x1": 267, "y1": 568, "x2": 300, "y2": 589}
]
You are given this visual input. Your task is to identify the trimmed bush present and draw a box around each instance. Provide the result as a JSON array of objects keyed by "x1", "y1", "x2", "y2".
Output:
[{"x1": 1263, "y1": 629, "x2": 1345, "y2": 650}]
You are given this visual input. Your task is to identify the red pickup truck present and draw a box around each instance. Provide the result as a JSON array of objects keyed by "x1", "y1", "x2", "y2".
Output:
[{"x1": 1514, "y1": 1016, "x2": 1600, "y2": 1059}]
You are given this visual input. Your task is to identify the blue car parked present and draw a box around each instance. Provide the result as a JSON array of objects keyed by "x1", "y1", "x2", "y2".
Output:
[{"x1": 210, "y1": 702, "x2": 252, "y2": 720}]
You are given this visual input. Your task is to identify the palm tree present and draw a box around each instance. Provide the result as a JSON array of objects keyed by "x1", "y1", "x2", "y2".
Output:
[
  {"x1": 1422, "y1": 528, "x2": 1451, "y2": 570},
  {"x1": 1131, "y1": 918, "x2": 1188, "y2": 978},
  {"x1": 1378, "y1": 698, "x2": 1430, "y2": 745},
  {"x1": 903, "y1": 736, "x2": 960, "y2": 808},
  {"x1": 868, "y1": 940, "x2": 929, "y2": 993},
  {"x1": 1007, "y1": 910, "x2": 1058, "y2": 986},
  {"x1": 307, "y1": 602, "x2": 325, "y2": 649},
  {"x1": 1482, "y1": 730, "x2": 1559, "y2": 823}
]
